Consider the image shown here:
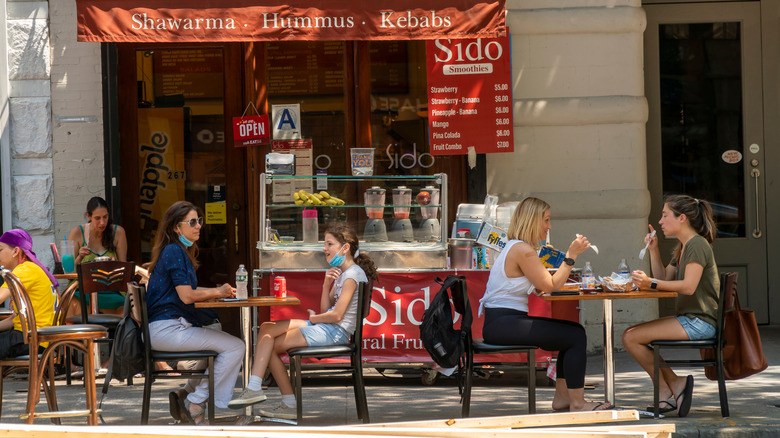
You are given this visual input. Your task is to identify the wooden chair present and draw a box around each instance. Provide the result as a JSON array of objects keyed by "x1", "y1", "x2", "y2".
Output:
[
  {"x1": 69, "y1": 260, "x2": 135, "y2": 373},
  {"x1": 287, "y1": 281, "x2": 372, "y2": 423},
  {"x1": 649, "y1": 271, "x2": 734, "y2": 418},
  {"x1": 127, "y1": 282, "x2": 217, "y2": 424},
  {"x1": 0, "y1": 279, "x2": 81, "y2": 417},
  {"x1": 0, "y1": 268, "x2": 107, "y2": 425},
  {"x1": 456, "y1": 275, "x2": 538, "y2": 417}
]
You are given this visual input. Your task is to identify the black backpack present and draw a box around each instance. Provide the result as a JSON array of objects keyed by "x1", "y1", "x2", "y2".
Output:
[
  {"x1": 98, "y1": 293, "x2": 145, "y2": 423},
  {"x1": 100, "y1": 293, "x2": 145, "y2": 391},
  {"x1": 419, "y1": 275, "x2": 473, "y2": 369}
]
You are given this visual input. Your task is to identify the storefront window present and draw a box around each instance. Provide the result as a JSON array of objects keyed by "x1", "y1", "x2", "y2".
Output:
[
  {"x1": 369, "y1": 41, "x2": 455, "y2": 177},
  {"x1": 659, "y1": 23, "x2": 745, "y2": 237}
]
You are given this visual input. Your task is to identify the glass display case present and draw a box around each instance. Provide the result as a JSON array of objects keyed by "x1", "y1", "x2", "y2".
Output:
[{"x1": 258, "y1": 173, "x2": 448, "y2": 270}]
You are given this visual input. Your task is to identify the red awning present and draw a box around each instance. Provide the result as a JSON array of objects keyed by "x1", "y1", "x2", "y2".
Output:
[{"x1": 77, "y1": 0, "x2": 506, "y2": 43}]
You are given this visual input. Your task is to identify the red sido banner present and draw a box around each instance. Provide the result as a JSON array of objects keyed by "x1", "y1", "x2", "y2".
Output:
[
  {"x1": 270, "y1": 271, "x2": 559, "y2": 364},
  {"x1": 426, "y1": 32, "x2": 514, "y2": 156},
  {"x1": 232, "y1": 114, "x2": 269, "y2": 147}
]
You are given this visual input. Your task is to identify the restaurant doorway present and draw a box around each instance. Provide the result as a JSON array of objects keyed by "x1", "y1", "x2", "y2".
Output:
[
  {"x1": 644, "y1": 2, "x2": 769, "y2": 322},
  {"x1": 117, "y1": 44, "x2": 247, "y2": 293}
]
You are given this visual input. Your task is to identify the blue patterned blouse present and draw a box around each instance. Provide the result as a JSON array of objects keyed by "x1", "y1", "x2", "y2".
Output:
[{"x1": 145, "y1": 243, "x2": 217, "y2": 326}]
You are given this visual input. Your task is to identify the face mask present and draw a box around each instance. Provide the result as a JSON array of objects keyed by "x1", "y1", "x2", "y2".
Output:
[
  {"x1": 179, "y1": 234, "x2": 194, "y2": 248},
  {"x1": 328, "y1": 244, "x2": 346, "y2": 267}
]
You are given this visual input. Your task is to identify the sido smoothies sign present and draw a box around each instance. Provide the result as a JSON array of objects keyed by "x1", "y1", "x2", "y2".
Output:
[{"x1": 426, "y1": 33, "x2": 514, "y2": 155}]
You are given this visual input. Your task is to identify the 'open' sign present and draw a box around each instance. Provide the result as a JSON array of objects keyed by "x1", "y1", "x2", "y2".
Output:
[{"x1": 233, "y1": 114, "x2": 270, "y2": 147}]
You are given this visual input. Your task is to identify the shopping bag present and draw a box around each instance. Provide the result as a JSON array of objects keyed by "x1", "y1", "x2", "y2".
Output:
[{"x1": 701, "y1": 290, "x2": 767, "y2": 380}]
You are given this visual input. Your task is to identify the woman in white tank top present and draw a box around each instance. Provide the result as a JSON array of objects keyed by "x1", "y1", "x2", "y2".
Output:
[{"x1": 480, "y1": 197, "x2": 611, "y2": 412}]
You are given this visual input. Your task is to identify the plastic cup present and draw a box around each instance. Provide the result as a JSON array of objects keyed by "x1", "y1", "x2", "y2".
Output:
[{"x1": 59, "y1": 240, "x2": 76, "y2": 273}]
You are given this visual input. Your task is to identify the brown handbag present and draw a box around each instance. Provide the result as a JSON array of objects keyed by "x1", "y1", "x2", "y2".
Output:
[{"x1": 702, "y1": 289, "x2": 768, "y2": 380}]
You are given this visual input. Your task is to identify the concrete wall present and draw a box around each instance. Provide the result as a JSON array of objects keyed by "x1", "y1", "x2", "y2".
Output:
[
  {"x1": 501, "y1": 0, "x2": 654, "y2": 351},
  {"x1": 2, "y1": 0, "x2": 103, "y2": 272},
  {"x1": 4, "y1": 0, "x2": 55, "y2": 267},
  {"x1": 49, "y1": 0, "x2": 104, "y2": 240}
]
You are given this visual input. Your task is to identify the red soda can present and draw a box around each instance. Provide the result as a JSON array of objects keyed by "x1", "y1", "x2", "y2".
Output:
[{"x1": 273, "y1": 276, "x2": 287, "y2": 298}]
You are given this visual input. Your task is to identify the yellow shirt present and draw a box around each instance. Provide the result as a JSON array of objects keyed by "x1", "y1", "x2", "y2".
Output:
[{"x1": 12, "y1": 261, "x2": 57, "y2": 333}]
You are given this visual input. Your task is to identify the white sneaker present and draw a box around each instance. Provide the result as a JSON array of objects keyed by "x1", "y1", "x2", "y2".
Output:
[
  {"x1": 228, "y1": 388, "x2": 266, "y2": 409},
  {"x1": 258, "y1": 402, "x2": 297, "y2": 420}
]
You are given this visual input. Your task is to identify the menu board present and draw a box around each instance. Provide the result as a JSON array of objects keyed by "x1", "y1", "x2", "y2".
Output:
[
  {"x1": 425, "y1": 34, "x2": 514, "y2": 155},
  {"x1": 266, "y1": 42, "x2": 345, "y2": 96},
  {"x1": 152, "y1": 49, "x2": 223, "y2": 99},
  {"x1": 369, "y1": 41, "x2": 410, "y2": 94},
  {"x1": 266, "y1": 41, "x2": 409, "y2": 96}
]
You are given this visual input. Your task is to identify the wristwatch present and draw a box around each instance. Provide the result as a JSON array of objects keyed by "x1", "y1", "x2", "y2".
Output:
[
  {"x1": 650, "y1": 279, "x2": 658, "y2": 289},
  {"x1": 563, "y1": 257, "x2": 575, "y2": 266}
]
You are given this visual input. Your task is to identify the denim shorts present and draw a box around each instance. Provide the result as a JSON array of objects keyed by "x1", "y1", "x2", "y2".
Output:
[
  {"x1": 299, "y1": 321, "x2": 350, "y2": 347},
  {"x1": 675, "y1": 315, "x2": 716, "y2": 340}
]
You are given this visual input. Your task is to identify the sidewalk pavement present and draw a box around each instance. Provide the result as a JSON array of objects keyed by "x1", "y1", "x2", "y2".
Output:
[{"x1": 1, "y1": 326, "x2": 779, "y2": 437}]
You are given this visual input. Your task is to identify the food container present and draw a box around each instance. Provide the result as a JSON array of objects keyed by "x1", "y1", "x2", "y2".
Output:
[
  {"x1": 601, "y1": 275, "x2": 636, "y2": 292},
  {"x1": 449, "y1": 238, "x2": 475, "y2": 269},
  {"x1": 364, "y1": 187, "x2": 385, "y2": 219},
  {"x1": 350, "y1": 148, "x2": 375, "y2": 176},
  {"x1": 392, "y1": 186, "x2": 412, "y2": 219}
]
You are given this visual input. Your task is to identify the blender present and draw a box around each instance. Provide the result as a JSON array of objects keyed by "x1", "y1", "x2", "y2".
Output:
[
  {"x1": 416, "y1": 186, "x2": 441, "y2": 241},
  {"x1": 363, "y1": 186, "x2": 387, "y2": 242},
  {"x1": 389, "y1": 186, "x2": 414, "y2": 242}
]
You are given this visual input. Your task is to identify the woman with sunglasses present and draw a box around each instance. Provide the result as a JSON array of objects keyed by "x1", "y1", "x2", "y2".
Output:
[{"x1": 145, "y1": 201, "x2": 244, "y2": 425}]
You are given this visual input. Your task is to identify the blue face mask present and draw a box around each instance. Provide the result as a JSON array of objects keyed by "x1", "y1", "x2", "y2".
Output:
[
  {"x1": 328, "y1": 245, "x2": 346, "y2": 267},
  {"x1": 179, "y1": 234, "x2": 194, "y2": 248}
]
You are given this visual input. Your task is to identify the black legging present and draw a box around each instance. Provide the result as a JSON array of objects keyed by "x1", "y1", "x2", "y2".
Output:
[{"x1": 482, "y1": 307, "x2": 588, "y2": 389}]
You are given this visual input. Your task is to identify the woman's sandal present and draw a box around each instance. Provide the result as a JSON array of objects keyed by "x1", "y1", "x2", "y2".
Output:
[
  {"x1": 169, "y1": 390, "x2": 186, "y2": 422},
  {"x1": 179, "y1": 397, "x2": 208, "y2": 425},
  {"x1": 647, "y1": 398, "x2": 676, "y2": 414}
]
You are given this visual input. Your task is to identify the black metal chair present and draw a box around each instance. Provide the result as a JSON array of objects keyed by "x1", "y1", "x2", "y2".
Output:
[
  {"x1": 128, "y1": 282, "x2": 218, "y2": 424},
  {"x1": 649, "y1": 271, "x2": 734, "y2": 418},
  {"x1": 287, "y1": 281, "x2": 372, "y2": 423},
  {"x1": 0, "y1": 268, "x2": 107, "y2": 425},
  {"x1": 456, "y1": 275, "x2": 538, "y2": 417}
]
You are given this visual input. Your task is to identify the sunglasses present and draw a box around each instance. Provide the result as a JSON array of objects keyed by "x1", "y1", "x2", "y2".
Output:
[{"x1": 179, "y1": 217, "x2": 204, "y2": 227}]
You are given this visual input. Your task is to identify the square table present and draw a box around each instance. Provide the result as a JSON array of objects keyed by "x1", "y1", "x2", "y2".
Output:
[
  {"x1": 195, "y1": 295, "x2": 300, "y2": 416},
  {"x1": 537, "y1": 289, "x2": 676, "y2": 406}
]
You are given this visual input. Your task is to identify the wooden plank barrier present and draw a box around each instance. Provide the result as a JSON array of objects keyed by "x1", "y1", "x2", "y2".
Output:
[{"x1": 0, "y1": 410, "x2": 673, "y2": 438}]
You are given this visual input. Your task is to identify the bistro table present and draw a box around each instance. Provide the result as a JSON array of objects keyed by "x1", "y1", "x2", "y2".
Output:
[
  {"x1": 195, "y1": 295, "x2": 300, "y2": 416},
  {"x1": 536, "y1": 289, "x2": 676, "y2": 406}
]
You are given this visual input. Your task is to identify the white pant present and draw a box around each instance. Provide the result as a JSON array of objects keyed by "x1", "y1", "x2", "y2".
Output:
[{"x1": 149, "y1": 317, "x2": 244, "y2": 408}]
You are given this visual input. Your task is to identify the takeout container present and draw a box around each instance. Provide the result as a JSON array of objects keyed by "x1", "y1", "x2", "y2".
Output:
[{"x1": 601, "y1": 276, "x2": 636, "y2": 292}]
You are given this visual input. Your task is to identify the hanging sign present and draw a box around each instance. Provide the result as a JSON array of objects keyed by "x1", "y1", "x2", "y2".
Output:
[
  {"x1": 232, "y1": 114, "x2": 269, "y2": 147},
  {"x1": 76, "y1": 0, "x2": 505, "y2": 43},
  {"x1": 426, "y1": 31, "x2": 514, "y2": 155}
]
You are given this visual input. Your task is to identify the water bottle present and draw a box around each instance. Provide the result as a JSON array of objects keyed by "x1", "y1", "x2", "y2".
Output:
[
  {"x1": 302, "y1": 208, "x2": 319, "y2": 243},
  {"x1": 235, "y1": 264, "x2": 248, "y2": 300},
  {"x1": 617, "y1": 258, "x2": 630, "y2": 279},
  {"x1": 581, "y1": 261, "x2": 596, "y2": 290}
]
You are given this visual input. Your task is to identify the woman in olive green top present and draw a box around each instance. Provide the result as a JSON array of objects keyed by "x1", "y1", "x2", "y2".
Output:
[{"x1": 624, "y1": 195, "x2": 719, "y2": 417}]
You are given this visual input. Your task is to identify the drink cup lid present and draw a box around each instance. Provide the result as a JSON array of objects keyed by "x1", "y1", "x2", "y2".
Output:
[{"x1": 302, "y1": 208, "x2": 318, "y2": 218}]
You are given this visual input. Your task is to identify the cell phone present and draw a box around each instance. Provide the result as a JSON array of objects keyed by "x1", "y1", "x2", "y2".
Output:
[
  {"x1": 222, "y1": 297, "x2": 240, "y2": 301},
  {"x1": 551, "y1": 290, "x2": 580, "y2": 296}
]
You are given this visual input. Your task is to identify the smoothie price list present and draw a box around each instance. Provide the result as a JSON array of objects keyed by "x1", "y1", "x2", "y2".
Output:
[{"x1": 425, "y1": 34, "x2": 514, "y2": 155}]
